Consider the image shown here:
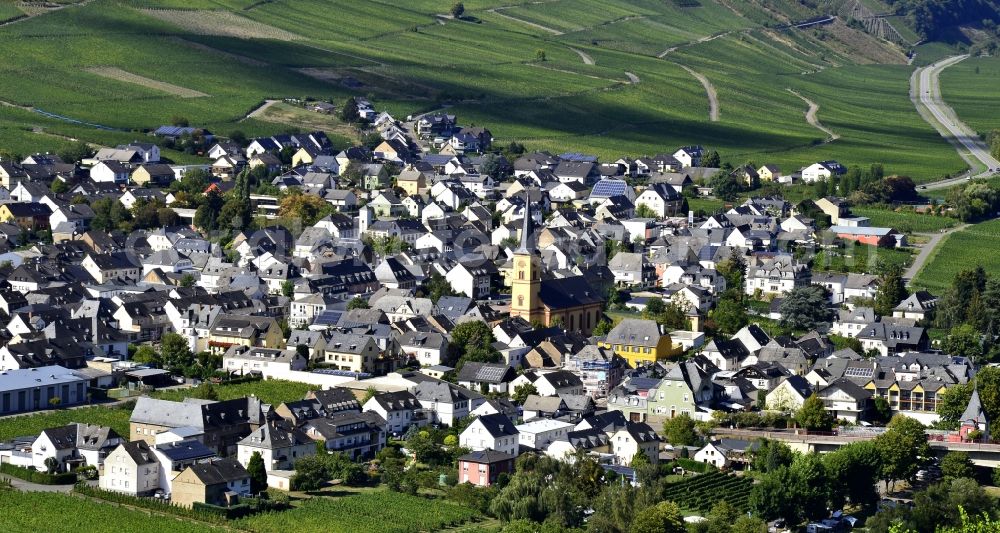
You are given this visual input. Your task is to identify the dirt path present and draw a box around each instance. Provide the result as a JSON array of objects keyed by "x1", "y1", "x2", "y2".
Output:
[
  {"x1": 624, "y1": 71, "x2": 640, "y2": 84},
  {"x1": 85, "y1": 67, "x2": 208, "y2": 98},
  {"x1": 244, "y1": 99, "x2": 281, "y2": 120},
  {"x1": 658, "y1": 32, "x2": 732, "y2": 58},
  {"x1": 488, "y1": 6, "x2": 563, "y2": 35},
  {"x1": 0, "y1": 0, "x2": 93, "y2": 28},
  {"x1": 678, "y1": 64, "x2": 718, "y2": 121},
  {"x1": 905, "y1": 224, "x2": 968, "y2": 282},
  {"x1": 570, "y1": 47, "x2": 594, "y2": 65},
  {"x1": 787, "y1": 88, "x2": 839, "y2": 141}
]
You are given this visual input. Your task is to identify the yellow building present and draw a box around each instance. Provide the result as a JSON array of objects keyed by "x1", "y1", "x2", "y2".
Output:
[
  {"x1": 207, "y1": 315, "x2": 284, "y2": 355},
  {"x1": 509, "y1": 195, "x2": 603, "y2": 334},
  {"x1": 598, "y1": 318, "x2": 676, "y2": 368},
  {"x1": 396, "y1": 166, "x2": 426, "y2": 196}
]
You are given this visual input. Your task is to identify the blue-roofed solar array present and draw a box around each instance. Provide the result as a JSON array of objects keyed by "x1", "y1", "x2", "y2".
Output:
[{"x1": 591, "y1": 179, "x2": 627, "y2": 198}]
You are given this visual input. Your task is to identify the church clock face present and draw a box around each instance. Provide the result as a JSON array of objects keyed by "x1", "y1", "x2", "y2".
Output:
[{"x1": 518, "y1": 260, "x2": 526, "y2": 268}]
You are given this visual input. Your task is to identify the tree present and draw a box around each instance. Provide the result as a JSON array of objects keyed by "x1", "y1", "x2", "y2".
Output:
[
  {"x1": 750, "y1": 439, "x2": 794, "y2": 473},
  {"x1": 662, "y1": 413, "x2": 698, "y2": 446},
  {"x1": 247, "y1": 451, "x2": 267, "y2": 494},
  {"x1": 711, "y1": 298, "x2": 749, "y2": 335},
  {"x1": 634, "y1": 204, "x2": 657, "y2": 219},
  {"x1": 937, "y1": 381, "x2": 975, "y2": 430},
  {"x1": 876, "y1": 414, "x2": 930, "y2": 489},
  {"x1": 190, "y1": 382, "x2": 219, "y2": 400},
  {"x1": 361, "y1": 386, "x2": 378, "y2": 404},
  {"x1": 281, "y1": 280, "x2": 296, "y2": 298},
  {"x1": 347, "y1": 297, "x2": 369, "y2": 310},
  {"x1": 874, "y1": 263, "x2": 908, "y2": 316},
  {"x1": 702, "y1": 150, "x2": 721, "y2": 168},
  {"x1": 228, "y1": 129, "x2": 247, "y2": 146},
  {"x1": 132, "y1": 345, "x2": 160, "y2": 366},
  {"x1": 535, "y1": 49, "x2": 546, "y2": 61},
  {"x1": 779, "y1": 285, "x2": 834, "y2": 331},
  {"x1": 593, "y1": 320, "x2": 613, "y2": 336},
  {"x1": 873, "y1": 396, "x2": 893, "y2": 424},
  {"x1": 629, "y1": 501, "x2": 684, "y2": 533},
  {"x1": 50, "y1": 179, "x2": 68, "y2": 194},
  {"x1": 788, "y1": 453, "x2": 830, "y2": 521},
  {"x1": 937, "y1": 267, "x2": 987, "y2": 328},
  {"x1": 160, "y1": 332, "x2": 195, "y2": 371},
  {"x1": 450, "y1": 2, "x2": 465, "y2": 18},
  {"x1": 711, "y1": 173, "x2": 743, "y2": 201},
  {"x1": 511, "y1": 383, "x2": 538, "y2": 405},
  {"x1": 796, "y1": 393, "x2": 834, "y2": 432},
  {"x1": 423, "y1": 273, "x2": 457, "y2": 304},
  {"x1": 44, "y1": 457, "x2": 59, "y2": 474},
  {"x1": 339, "y1": 97, "x2": 360, "y2": 123},
  {"x1": 941, "y1": 451, "x2": 974, "y2": 480},
  {"x1": 448, "y1": 321, "x2": 501, "y2": 370},
  {"x1": 179, "y1": 273, "x2": 195, "y2": 288},
  {"x1": 750, "y1": 466, "x2": 799, "y2": 523},
  {"x1": 943, "y1": 324, "x2": 984, "y2": 362},
  {"x1": 479, "y1": 153, "x2": 507, "y2": 180},
  {"x1": 279, "y1": 190, "x2": 335, "y2": 226},
  {"x1": 823, "y1": 440, "x2": 881, "y2": 508},
  {"x1": 171, "y1": 115, "x2": 189, "y2": 127}
]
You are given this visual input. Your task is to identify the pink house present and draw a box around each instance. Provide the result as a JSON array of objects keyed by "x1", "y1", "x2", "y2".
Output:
[{"x1": 457, "y1": 450, "x2": 515, "y2": 487}]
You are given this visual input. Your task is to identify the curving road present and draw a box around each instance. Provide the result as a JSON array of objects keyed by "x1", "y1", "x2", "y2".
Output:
[{"x1": 911, "y1": 55, "x2": 1000, "y2": 189}]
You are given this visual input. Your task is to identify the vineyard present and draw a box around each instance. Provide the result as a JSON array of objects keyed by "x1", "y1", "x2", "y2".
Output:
[
  {"x1": 660, "y1": 471, "x2": 754, "y2": 514},
  {"x1": 851, "y1": 207, "x2": 959, "y2": 234},
  {"x1": 0, "y1": 489, "x2": 222, "y2": 532},
  {"x1": 912, "y1": 218, "x2": 1000, "y2": 291},
  {"x1": 0, "y1": 403, "x2": 132, "y2": 442},
  {"x1": 236, "y1": 491, "x2": 479, "y2": 533},
  {"x1": 151, "y1": 379, "x2": 315, "y2": 405},
  {"x1": 0, "y1": 0, "x2": 969, "y2": 183}
]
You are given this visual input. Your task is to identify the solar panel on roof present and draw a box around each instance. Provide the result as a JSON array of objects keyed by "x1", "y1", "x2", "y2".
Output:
[
  {"x1": 591, "y1": 180, "x2": 627, "y2": 198},
  {"x1": 844, "y1": 367, "x2": 874, "y2": 378}
]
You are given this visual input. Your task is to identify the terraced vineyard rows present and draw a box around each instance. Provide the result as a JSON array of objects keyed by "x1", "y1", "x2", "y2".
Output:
[{"x1": 660, "y1": 471, "x2": 755, "y2": 514}]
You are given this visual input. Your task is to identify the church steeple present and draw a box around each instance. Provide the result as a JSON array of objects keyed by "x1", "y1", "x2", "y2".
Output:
[
  {"x1": 510, "y1": 190, "x2": 542, "y2": 322},
  {"x1": 515, "y1": 191, "x2": 533, "y2": 255}
]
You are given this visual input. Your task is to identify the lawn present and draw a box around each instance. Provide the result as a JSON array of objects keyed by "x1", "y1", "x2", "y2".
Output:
[
  {"x1": 851, "y1": 207, "x2": 959, "y2": 234},
  {"x1": 0, "y1": 403, "x2": 133, "y2": 442},
  {"x1": 151, "y1": 379, "x2": 315, "y2": 405},
  {"x1": 236, "y1": 490, "x2": 479, "y2": 533},
  {"x1": 912, "y1": 218, "x2": 1000, "y2": 291},
  {"x1": 0, "y1": 489, "x2": 222, "y2": 532}
]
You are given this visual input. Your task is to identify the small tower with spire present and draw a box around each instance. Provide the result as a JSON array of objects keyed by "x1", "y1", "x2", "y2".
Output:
[
  {"x1": 509, "y1": 191, "x2": 543, "y2": 323},
  {"x1": 959, "y1": 387, "x2": 990, "y2": 442}
]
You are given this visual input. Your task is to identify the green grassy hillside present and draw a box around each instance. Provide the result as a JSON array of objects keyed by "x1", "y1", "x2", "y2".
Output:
[{"x1": 0, "y1": 0, "x2": 972, "y2": 181}]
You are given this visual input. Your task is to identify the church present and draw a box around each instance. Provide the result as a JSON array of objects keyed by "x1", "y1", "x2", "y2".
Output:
[{"x1": 508, "y1": 196, "x2": 605, "y2": 335}]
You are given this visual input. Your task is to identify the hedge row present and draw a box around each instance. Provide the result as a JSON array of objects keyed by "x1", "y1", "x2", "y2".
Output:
[
  {"x1": 0, "y1": 463, "x2": 77, "y2": 485},
  {"x1": 74, "y1": 483, "x2": 287, "y2": 522}
]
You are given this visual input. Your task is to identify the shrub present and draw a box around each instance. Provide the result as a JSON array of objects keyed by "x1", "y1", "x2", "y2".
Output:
[{"x1": 0, "y1": 463, "x2": 76, "y2": 485}]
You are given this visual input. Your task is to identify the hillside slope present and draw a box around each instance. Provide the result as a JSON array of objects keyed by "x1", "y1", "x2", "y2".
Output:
[{"x1": 0, "y1": 0, "x2": 970, "y2": 180}]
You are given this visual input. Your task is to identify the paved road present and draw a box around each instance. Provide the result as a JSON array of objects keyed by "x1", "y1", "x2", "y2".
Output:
[
  {"x1": 911, "y1": 55, "x2": 1000, "y2": 189},
  {"x1": 904, "y1": 224, "x2": 968, "y2": 282}
]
